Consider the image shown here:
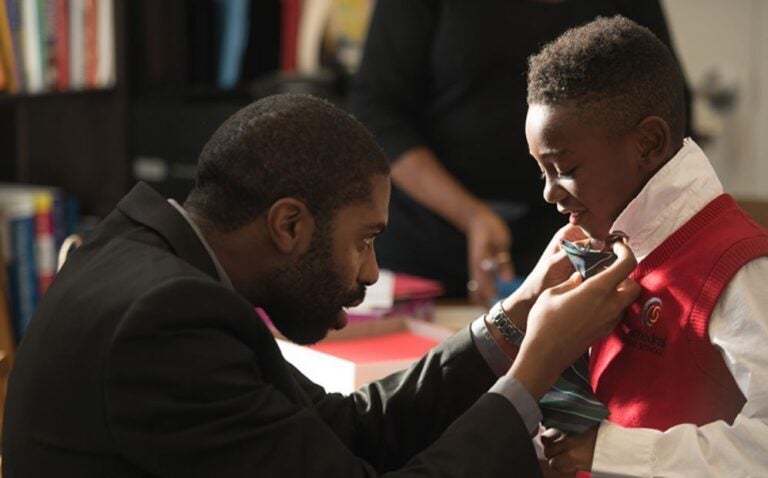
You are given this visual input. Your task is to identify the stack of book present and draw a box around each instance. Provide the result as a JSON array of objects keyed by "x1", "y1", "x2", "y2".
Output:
[
  {"x1": 344, "y1": 270, "x2": 444, "y2": 323},
  {"x1": 0, "y1": 0, "x2": 116, "y2": 94},
  {"x1": 0, "y1": 184, "x2": 79, "y2": 341}
]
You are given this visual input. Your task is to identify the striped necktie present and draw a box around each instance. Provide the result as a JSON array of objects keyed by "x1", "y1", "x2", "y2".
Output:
[{"x1": 539, "y1": 239, "x2": 618, "y2": 434}]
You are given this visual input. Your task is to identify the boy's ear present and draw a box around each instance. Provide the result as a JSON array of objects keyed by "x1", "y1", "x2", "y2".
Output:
[
  {"x1": 266, "y1": 198, "x2": 315, "y2": 255},
  {"x1": 634, "y1": 116, "x2": 672, "y2": 172}
]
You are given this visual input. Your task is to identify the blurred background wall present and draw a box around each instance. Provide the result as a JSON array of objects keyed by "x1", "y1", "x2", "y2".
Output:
[{"x1": 663, "y1": 0, "x2": 767, "y2": 200}]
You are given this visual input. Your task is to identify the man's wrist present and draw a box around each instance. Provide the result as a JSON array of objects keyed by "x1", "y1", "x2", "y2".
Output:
[
  {"x1": 506, "y1": 346, "x2": 560, "y2": 401},
  {"x1": 487, "y1": 300, "x2": 526, "y2": 347}
]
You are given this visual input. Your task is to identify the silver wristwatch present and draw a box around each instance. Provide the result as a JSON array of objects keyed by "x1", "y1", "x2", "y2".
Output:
[{"x1": 487, "y1": 300, "x2": 525, "y2": 347}]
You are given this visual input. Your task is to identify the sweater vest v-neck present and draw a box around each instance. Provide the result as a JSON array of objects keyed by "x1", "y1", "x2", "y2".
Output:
[{"x1": 590, "y1": 194, "x2": 768, "y2": 431}]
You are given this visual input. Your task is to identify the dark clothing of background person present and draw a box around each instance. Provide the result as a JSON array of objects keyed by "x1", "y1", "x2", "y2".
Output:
[
  {"x1": 349, "y1": 0, "x2": 691, "y2": 297},
  {"x1": 1, "y1": 183, "x2": 540, "y2": 477}
]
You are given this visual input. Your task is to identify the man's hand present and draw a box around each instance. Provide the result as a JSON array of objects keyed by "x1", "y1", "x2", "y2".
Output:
[
  {"x1": 542, "y1": 427, "x2": 598, "y2": 474},
  {"x1": 521, "y1": 225, "x2": 588, "y2": 297},
  {"x1": 507, "y1": 239, "x2": 640, "y2": 399},
  {"x1": 502, "y1": 225, "x2": 587, "y2": 319},
  {"x1": 466, "y1": 206, "x2": 514, "y2": 306},
  {"x1": 490, "y1": 224, "x2": 588, "y2": 349}
]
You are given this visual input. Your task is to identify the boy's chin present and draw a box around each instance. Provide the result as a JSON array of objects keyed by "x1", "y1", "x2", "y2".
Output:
[{"x1": 578, "y1": 225, "x2": 612, "y2": 247}]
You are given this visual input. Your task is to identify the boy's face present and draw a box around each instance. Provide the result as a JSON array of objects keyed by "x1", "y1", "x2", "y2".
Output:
[{"x1": 525, "y1": 102, "x2": 652, "y2": 240}]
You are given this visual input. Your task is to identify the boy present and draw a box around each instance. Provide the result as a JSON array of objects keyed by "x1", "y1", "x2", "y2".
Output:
[{"x1": 525, "y1": 16, "x2": 768, "y2": 476}]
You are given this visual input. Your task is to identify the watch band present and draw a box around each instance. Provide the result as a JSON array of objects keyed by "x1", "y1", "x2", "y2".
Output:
[{"x1": 487, "y1": 300, "x2": 525, "y2": 347}]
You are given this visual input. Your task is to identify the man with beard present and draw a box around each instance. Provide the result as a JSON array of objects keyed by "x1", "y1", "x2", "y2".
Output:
[{"x1": 3, "y1": 94, "x2": 639, "y2": 477}]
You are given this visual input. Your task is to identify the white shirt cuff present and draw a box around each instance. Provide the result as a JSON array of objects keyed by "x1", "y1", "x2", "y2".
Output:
[
  {"x1": 489, "y1": 374, "x2": 542, "y2": 436},
  {"x1": 470, "y1": 315, "x2": 513, "y2": 377}
]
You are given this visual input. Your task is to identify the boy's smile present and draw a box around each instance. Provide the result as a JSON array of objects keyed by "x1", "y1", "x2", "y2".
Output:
[{"x1": 525, "y1": 102, "x2": 655, "y2": 240}]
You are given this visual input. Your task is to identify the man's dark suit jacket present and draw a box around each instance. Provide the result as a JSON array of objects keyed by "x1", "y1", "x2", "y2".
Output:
[{"x1": 2, "y1": 183, "x2": 540, "y2": 477}]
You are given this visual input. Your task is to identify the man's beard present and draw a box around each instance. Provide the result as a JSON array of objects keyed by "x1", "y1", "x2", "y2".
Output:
[{"x1": 262, "y1": 228, "x2": 365, "y2": 345}]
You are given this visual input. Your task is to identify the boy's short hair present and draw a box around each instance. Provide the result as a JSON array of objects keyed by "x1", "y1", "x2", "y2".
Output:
[
  {"x1": 527, "y1": 15, "x2": 686, "y2": 143},
  {"x1": 185, "y1": 93, "x2": 390, "y2": 232}
]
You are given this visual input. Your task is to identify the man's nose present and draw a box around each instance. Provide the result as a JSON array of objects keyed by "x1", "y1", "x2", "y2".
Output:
[{"x1": 359, "y1": 249, "x2": 380, "y2": 286}]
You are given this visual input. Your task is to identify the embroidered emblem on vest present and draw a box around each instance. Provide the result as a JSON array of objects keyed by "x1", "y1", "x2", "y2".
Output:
[{"x1": 641, "y1": 297, "x2": 662, "y2": 327}]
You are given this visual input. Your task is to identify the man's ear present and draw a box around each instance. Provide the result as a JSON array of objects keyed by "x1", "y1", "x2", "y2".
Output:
[
  {"x1": 266, "y1": 198, "x2": 315, "y2": 255},
  {"x1": 634, "y1": 116, "x2": 672, "y2": 172}
]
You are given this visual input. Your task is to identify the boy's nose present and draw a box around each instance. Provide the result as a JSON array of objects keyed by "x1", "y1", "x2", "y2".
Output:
[{"x1": 543, "y1": 176, "x2": 567, "y2": 204}]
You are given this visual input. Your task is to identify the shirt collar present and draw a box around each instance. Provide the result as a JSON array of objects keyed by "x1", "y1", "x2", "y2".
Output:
[
  {"x1": 612, "y1": 138, "x2": 723, "y2": 261},
  {"x1": 167, "y1": 199, "x2": 235, "y2": 291}
]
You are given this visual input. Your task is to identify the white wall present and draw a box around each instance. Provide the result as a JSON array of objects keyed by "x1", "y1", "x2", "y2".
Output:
[{"x1": 662, "y1": 0, "x2": 768, "y2": 199}]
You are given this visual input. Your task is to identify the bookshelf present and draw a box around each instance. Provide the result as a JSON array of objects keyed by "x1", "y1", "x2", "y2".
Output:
[
  {"x1": 1, "y1": 0, "x2": 368, "y2": 213},
  {"x1": 0, "y1": 0, "x2": 129, "y2": 217}
]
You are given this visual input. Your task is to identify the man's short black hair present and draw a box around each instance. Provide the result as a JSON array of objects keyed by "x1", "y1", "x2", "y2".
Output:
[
  {"x1": 185, "y1": 94, "x2": 390, "y2": 231},
  {"x1": 527, "y1": 15, "x2": 686, "y2": 143}
]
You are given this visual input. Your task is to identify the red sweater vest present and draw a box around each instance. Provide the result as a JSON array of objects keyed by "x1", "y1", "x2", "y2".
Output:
[{"x1": 590, "y1": 194, "x2": 768, "y2": 431}]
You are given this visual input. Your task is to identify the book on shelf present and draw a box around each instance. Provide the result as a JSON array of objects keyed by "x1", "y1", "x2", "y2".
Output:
[
  {"x1": 215, "y1": 0, "x2": 249, "y2": 89},
  {"x1": 279, "y1": 0, "x2": 300, "y2": 72},
  {"x1": 325, "y1": 0, "x2": 375, "y2": 74},
  {"x1": 95, "y1": 0, "x2": 114, "y2": 87},
  {"x1": 54, "y1": 0, "x2": 67, "y2": 89},
  {"x1": 0, "y1": 184, "x2": 79, "y2": 342},
  {"x1": 83, "y1": 0, "x2": 97, "y2": 87},
  {"x1": 0, "y1": 0, "x2": 11, "y2": 90},
  {"x1": 296, "y1": 0, "x2": 332, "y2": 75},
  {"x1": 68, "y1": 0, "x2": 84, "y2": 89},
  {"x1": 2, "y1": 0, "x2": 27, "y2": 92},
  {"x1": 0, "y1": 196, "x2": 37, "y2": 343},
  {"x1": 41, "y1": 0, "x2": 58, "y2": 89},
  {"x1": 20, "y1": 0, "x2": 44, "y2": 92}
]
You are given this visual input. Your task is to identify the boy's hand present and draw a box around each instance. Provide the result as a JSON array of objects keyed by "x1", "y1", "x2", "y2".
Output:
[
  {"x1": 542, "y1": 427, "x2": 599, "y2": 473},
  {"x1": 539, "y1": 459, "x2": 577, "y2": 478}
]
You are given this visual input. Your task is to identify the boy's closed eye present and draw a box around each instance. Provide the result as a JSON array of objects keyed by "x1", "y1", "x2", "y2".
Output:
[{"x1": 539, "y1": 166, "x2": 577, "y2": 180}]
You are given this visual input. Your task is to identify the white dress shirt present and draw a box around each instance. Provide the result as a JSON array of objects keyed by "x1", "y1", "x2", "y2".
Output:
[{"x1": 592, "y1": 139, "x2": 768, "y2": 477}]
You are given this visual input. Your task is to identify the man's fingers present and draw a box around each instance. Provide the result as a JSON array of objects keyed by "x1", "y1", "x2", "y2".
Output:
[
  {"x1": 549, "y1": 271, "x2": 582, "y2": 294},
  {"x1": 614, "y1": 277, "x2": 641, "y2": 308},
  {"x1": 547, "y1": 249, "x2": 570, "y2": 268},
  {"x1": 589, "y1": 240, "x2": 637, "y2": 290},
  {"x1": 557, "y1": 224, "x2": 588, "y2": 244}
]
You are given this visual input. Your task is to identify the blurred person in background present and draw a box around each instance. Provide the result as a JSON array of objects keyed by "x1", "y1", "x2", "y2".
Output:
[{"x1": 350, "y1": 0, "x2": 690, "y2": 305}]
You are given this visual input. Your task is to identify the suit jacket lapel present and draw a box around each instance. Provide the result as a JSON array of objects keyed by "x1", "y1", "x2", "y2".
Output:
[{"x1": 117, "y1": 182, "x2": 220, "y2": 281}]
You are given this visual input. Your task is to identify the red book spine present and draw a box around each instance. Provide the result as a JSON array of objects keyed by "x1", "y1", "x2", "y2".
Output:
[
  {"x1": 54, "y1": 0, "x2": 68, "y2": 89},
  {"x1": 280, "y1": 0, "x2": 300, "y2": 72},
  {"x1": 83, "y1": 0, "x2": 95, "y2": 87},
  {"x1": 34, "y1": 194, "x2": 56, "y2": 297}
]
